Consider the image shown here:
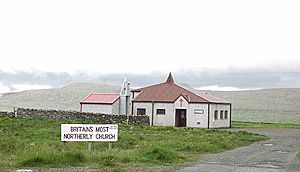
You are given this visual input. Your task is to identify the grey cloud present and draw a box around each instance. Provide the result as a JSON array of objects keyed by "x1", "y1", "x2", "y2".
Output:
[{"x1": 0, "y1": 67, "x2": 300, "y2": 91}]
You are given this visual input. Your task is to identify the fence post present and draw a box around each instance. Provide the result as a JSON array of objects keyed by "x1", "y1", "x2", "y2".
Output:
[
  {"x1": 88, "y1": 142, "x2": 92, "y2": 151},
  {"x1": 14, "y1": 107, "x2": 17, "y2": 118},
  {"x1": 108, "y1": 142, "x2": 112, "y2": 151}
]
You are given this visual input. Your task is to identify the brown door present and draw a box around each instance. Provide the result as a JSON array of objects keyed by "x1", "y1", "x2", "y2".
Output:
[{"x1": 175, "y1": 109, "x2": 187, "y2": 127}]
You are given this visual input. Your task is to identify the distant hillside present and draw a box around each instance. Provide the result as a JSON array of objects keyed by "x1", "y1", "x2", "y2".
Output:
[
  {"x1": 207, "y1": 88, "x2": 300, "y2": 124},
  {"x1": 0, "y1": 83, "x2": 120, "y2": 111},
  {"x1": 0, "y1": 83, "x2": 299, "y2": 124}
]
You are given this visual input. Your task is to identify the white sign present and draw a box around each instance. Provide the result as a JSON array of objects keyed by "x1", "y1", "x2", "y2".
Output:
[{"x1": 61, "y1": 124, "x2": 118, "y2": 142}]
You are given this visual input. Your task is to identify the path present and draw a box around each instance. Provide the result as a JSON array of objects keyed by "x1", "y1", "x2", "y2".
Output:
[{"x1": 176, "y1": 128, "x2": 300, "y2": 172}]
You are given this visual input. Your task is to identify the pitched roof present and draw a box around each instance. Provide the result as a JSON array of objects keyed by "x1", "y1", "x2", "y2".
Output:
[
  {"x1": 177, "y1": 84, "x2": 229, "y2": 103},
  {"x1": 132, "y1": 73, "x2": 229, "y2": 104},
  {"x1": 80, "y1": 93, "x2": 120, "y2": 104}
]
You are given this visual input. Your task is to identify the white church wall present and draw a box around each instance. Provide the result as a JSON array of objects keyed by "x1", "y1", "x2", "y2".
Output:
[
  {"x1": 153, "y1": 103, "x2": 175, "y2": 126},
  {"x1": 112, "y1": 99, "x2": 120, "y2": 115},
  {"x1": 209, "y1": 103, "x2": 231, "y2": 128},
  {"x1": 187, "y1": 103, "x2": 209, "y2": 128},
  {"x1": 132, "y1": 102, "x2": 153, "y2": 123},
  {"x1": 174, "y1": 96, "x2": 209, "y2": 128}
]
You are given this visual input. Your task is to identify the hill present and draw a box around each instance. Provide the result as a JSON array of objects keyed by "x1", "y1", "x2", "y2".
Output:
[
  {"x1": 0, "y1": 83, "x2": 299, "y2": 124},
  {"x1": 207, "y1": 88, "x2": 300, "y2": 124},
  {"x1": 0, "y1": 83, "x2": 120, "y2": 111}
]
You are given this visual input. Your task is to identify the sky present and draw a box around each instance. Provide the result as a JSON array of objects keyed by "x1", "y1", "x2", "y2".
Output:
[{"x1": 1, "y1": 0, "x2": 300, "y2": 92}]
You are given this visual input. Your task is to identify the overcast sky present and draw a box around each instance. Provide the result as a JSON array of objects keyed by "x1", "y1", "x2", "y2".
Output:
[{"x1": 1, "y1": 0, "x2": 300, "y2": 92}]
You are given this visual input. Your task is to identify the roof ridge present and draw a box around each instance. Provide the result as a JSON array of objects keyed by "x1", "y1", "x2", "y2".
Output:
[
  {"x1": 177, "y1": 83, "x2": 229, "y2": 103},
  {"x1": 131, "y1": 82, "x2": 166, "y2": 92},
  {"x1": 174, "y1": 83, "x2": 210, "y2": 102}
]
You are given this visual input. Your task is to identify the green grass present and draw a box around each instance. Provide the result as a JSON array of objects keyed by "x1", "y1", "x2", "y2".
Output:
[
  {"x1": 0, "y1": 116, "x2": 268, "y2": 171},
  {"x1": 297, "y1": 151, "x2": 300, "y2": 160},
  {"x1": 232, "y1": 121, "x2": 300, "y2": 129}
]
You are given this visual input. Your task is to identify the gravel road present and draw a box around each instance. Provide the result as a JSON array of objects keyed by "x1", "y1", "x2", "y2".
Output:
[{"x1": 176, "y1": 128, "x2": 300, "y2": 172}]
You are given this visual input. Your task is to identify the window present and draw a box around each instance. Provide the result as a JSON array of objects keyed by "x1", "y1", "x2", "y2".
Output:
[
  {"x1": 220, "y1": 110, "x2": 224, "y2": 119},
  {"x1": 156, "y1": 109, "x2": 166, "y2": 115},
  {"x1": 137, "y1": 108, "x2": 146, "y2": 115},
  {"x1": 197, "y1": 122, "x2": 201, "y2": 125},
  {"x1": 194, "y1": 109, "x2": 204, "y2": 114},
  {"x1": 214, "y1": 110, "x2": 218, "y2": 120},
  {"x1": 224, "y1": 110, "x2": 228, "y2": 119}
]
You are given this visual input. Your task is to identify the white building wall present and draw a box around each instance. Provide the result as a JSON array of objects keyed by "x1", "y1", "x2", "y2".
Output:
[
  {"x1": 187, "y1": 103, "x2": 209, "y2": 128},
  {"x1": 209, "y1": 103, "x2": 231, "y2": 128},
  {"x1": 153, "y1": 103, "x2": 175, "y2": 126},
  {"x1": 112, "y1": 99, "x2": 120, "y2": 115},
  {"x1": 133, "y1": 96, "x2": 211, "y2": 128},
  {"x1": 119, "y1": 96, "x2": 126, "y2": 115},
  {"x1": 174, "y1": 96, "x2": 209, "y2": 128},
  {"x1": 132, "y1": 102, "x2": 153, "y2": 125},
  {"x1": 81, "y1": 104, "x2": 113, "y2": 114}
]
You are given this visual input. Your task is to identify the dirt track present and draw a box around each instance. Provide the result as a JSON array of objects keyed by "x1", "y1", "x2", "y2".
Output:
[{"x1": 176, "y1": 128, "x2": 300, "y2": 172}]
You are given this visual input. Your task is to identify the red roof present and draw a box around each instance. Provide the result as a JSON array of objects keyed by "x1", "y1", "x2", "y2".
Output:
[
  {"x1": 80, "y1": 93, "x2": 120, "y2": 104},
  {"x1": 132, "y1": 73, "x2": 229, "y2": 104}
]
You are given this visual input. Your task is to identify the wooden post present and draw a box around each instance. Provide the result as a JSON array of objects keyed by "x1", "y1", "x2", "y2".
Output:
[
  {"x1": 126, "y1": 114, "x2": 129, "y2": 125},
  {"x1": 88, "y1": 142, "x2": 92, "y2": 151},
  {"x1": 62, "y1": 141, "x2": 66, "y2": 152},
  {"x1": 14, "y1": 107, "x2": 17, "y2": 118},
  {"x1": 108, "y1": 142, "x2": 112, "y2": 151}
]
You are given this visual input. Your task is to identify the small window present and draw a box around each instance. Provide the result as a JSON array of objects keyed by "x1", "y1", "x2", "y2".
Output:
[
  {"x1": 194, "y1": 109, "x2": 204, "y2": 114},
  {"x1": 137, "y1": 108, "x2": 146, "y2": 115},
  {"x1": 214, "y1": 110, "x2": 218, "y2": 120},
  {"x1": 156, "y1": 109, "x2": 166, "y2": 115},
  {"x1": 224, "y1": 110, "x2": 228, "y2": 119},
  {"x1": 197, "y1": 122, "x2": 201, "y2": 125},
  {"x1": 220, "y1": 110, "x2": 224, "y2": 119}
]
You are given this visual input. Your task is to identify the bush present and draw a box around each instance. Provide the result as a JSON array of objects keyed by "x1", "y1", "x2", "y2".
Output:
[
  {"x1": 101, "y1": 155, "x2": 117, "y2": 167},
  {"x1": 138, "y1": 147, "x2": 185, "y2": 164},
  {"x1": 20, "y1": 152, "x2": 86, "y2": 167}
]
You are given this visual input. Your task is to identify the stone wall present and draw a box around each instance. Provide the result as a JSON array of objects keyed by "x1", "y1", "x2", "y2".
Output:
[{"x1": 0, "y1": 108, "x2": 150, "y2": 125}]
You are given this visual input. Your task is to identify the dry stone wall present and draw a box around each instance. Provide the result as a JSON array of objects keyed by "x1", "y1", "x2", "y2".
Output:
[{"x1": 0, "y1": 108, "x2": 149, "y2": 125}]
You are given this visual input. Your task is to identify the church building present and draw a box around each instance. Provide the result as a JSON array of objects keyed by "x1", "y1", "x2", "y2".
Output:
[{"x1": 80, "y1": 73, "x2": 231, "y2": 128}]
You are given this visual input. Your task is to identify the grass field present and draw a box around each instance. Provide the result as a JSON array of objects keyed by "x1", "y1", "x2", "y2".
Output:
[
  {"x1": 232, "y1": 121, "x2": 300, "y2": 129},
  {"x1": 0, "y1": 116, "x2": 267, "y2": 171}
]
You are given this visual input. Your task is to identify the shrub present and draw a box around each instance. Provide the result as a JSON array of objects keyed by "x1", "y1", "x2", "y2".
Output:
[
  {"x1": 101, "y1": 155, "x2": 117, "y2": 167},
  {"x1": 138, "y1": 147, "x2": 185, "y2": 164},
  {"x1": 20, "y1": 152, "x2": 86, "y2": 167}
]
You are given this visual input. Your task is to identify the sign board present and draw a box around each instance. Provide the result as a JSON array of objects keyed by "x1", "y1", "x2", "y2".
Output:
[{"x1": 61, "y1": 124, "x2": 118, "y2": 142}]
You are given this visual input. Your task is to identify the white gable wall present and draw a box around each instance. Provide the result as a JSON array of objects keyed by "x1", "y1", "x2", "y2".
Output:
[{"x1": 174, "y1": 96, "x2": 209, "y2": 128}]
